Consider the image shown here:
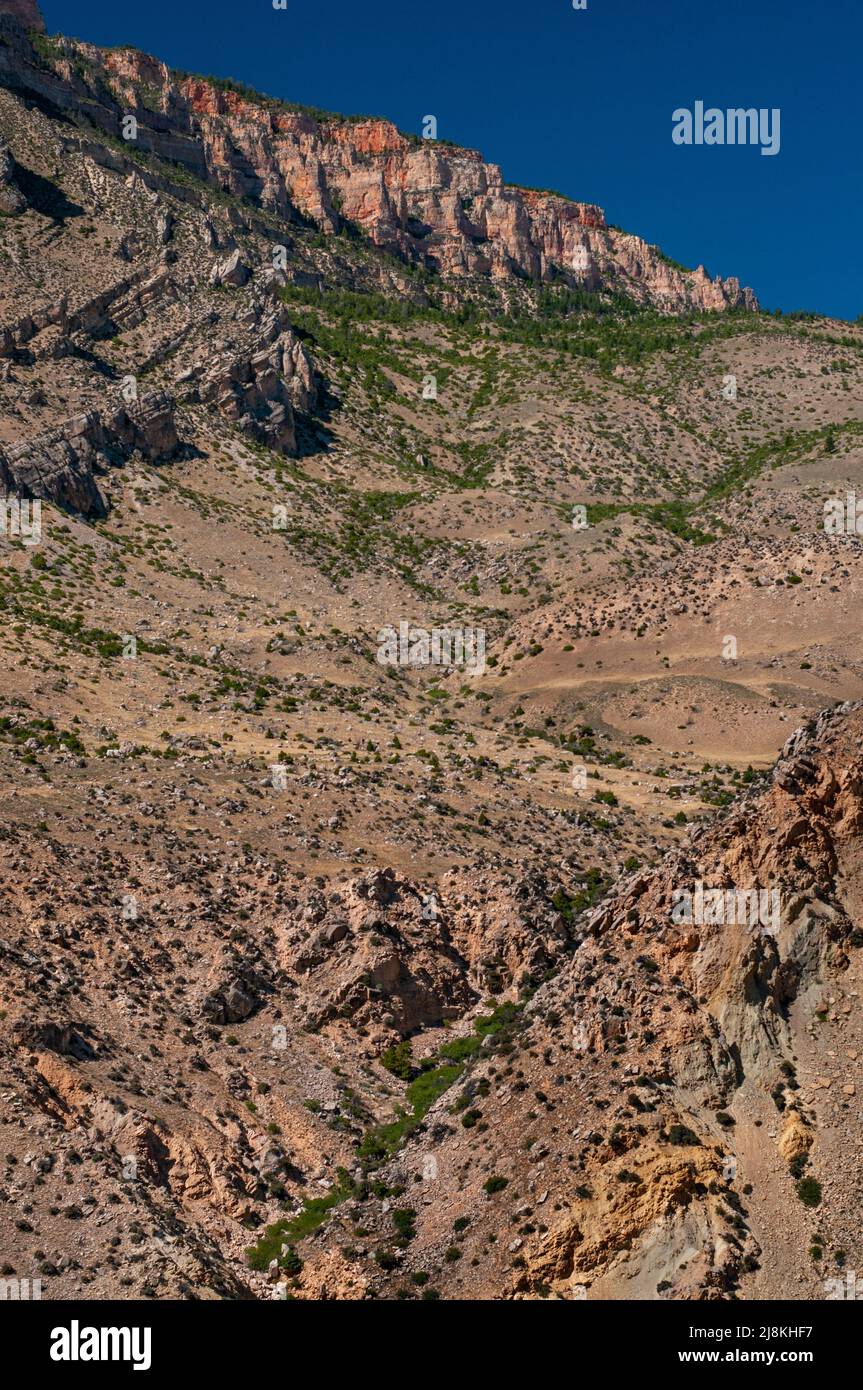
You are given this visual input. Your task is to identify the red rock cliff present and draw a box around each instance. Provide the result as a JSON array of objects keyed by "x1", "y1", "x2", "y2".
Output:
[{"x1": 0, "y1": 13, "x2": 756, "y2": 312}]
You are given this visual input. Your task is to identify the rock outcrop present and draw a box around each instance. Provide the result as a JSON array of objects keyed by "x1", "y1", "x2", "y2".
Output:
[
  {"x1": 0, "y1": 267, "x2": 179, "y2": 361},
  {"x1": 275, "y1": 864, "x2": 577, "y2": 1038},
  {"x1": 0, "y1": 140, "x2": 24, "y2": 212},
  {"x1": 189, "y1": 305, "x2": 315, "y2": 455},
  {"x1": 209, "y1": 248, "x2": 251, "y2": 289},
  {"x1": 284, "y1": 703, "x2": 863, "y2": 1303},
  {"x1": 0, "y1": 390, "x2": 180, "y2": 515},
  {"x1": 0, "y1": 0, "x2": 44, "y2": 32}
]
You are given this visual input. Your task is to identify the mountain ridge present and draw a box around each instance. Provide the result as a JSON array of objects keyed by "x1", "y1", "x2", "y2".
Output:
[{"x1": 0, "y1": 0, "x2": 756, "y2": 314}]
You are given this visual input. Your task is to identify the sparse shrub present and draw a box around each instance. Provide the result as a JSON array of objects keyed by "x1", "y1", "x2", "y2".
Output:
[
  {"x1": 379, "y1": 1041, "x2": 414, "y2": 1081},
  {"x1": 663, "y1": 1124, "x2": 701, "y2": 1147},
  {"x1": 796, "y1": 1177, "x2": 822, "y2": 1208},
  {"x1": 483, "y1": 1176, "x2": 508, "y2": 1195}
]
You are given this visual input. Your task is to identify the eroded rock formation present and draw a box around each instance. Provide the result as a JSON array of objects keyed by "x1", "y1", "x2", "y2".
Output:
[
  {"x1": 0, "y1": 4, "x2": 756, "y2": 312},
  {"x1": 0, "y1": 391, "x2": 180, "y2": 515}
]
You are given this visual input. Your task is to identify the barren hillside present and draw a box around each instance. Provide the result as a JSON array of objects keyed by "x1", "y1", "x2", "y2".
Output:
[{"x1": 1, "y1": 0, "x2": 861, "y2": 1303}]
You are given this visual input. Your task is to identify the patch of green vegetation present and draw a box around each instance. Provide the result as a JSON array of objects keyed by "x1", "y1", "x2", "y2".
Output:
[
  {"x1": 662, "y1": 1124, "x2": 701, "y2": 1146},
  {"x1": 275, "y1": 478, "x2": 434, "y2": 590},
  {"x1": 587, "y1": 420, "x2": 863, "y2": 550},
  {"x1": 483, "y1": 1175, "x2": 509, "y2": 1195},
  {"x1": 473, "y1": 1001, "x2": 523, "y2": 1040},
  {"x1": 0, "y1": 715, "x2": 85, "y2": 758},
  {"x1": 379, "y1": 1040, "x2": 413, "y2": 1080},
  {"x1": 550, "y1": 869, "x2": 608, "y2": 923},
  {"x1": 505, "y1": 182, "x2": 574, "y2": 201},
  {"x1": 796, "y1": 1177, "x2": 822, "y2": 1208},
  {"x1": 438, "y1": 1035, "x2": 483, "y2": 1063},
  {"x1": 360, "y1": 1004, "x2": 523, "y2": 1164},
  {"x1": 406, "y1": 1062, "x2": 463, "y2": 1115},
  {"x1": 651, "y1": 245, "x2": 691, "y2": 273},
  {"x1": 245, "y1": 1168, "x2": 358, "y2": 1270}
]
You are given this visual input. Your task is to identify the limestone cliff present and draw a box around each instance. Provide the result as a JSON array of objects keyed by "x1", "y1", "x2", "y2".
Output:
[{"x1": 0, "y1": 2, "x2": 756, "y2": 313}]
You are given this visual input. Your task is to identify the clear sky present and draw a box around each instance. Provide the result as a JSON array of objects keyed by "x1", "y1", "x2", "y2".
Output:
[{"x1": 40, "y1": 0, "x2": 860, "y2": 321}]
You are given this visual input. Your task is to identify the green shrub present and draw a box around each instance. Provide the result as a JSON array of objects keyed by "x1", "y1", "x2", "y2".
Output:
[
  {"x1": 797, "y1": 1177, "x2": 822, "y2": 1208},
  {"x1": 245, "y1": 1168, "x2": 357, "y2": 1268},
  {"x1": 379, "y1": 1041, "x2": 414, "y2": 1081},
  {"x1": 663, "y1": 1124, "x2": 701, "y2": 1147},
  {"x1": 392, "y1": 1208, "x2": 417, "y2": 1241},
  {"x1": 483, "y1": 1176, "x2": 508, "y2": 1195}
]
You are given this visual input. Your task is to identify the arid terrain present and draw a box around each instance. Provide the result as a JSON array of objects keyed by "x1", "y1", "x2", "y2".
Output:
[{"x1": 0, "y1": 0, "x2": 862, "y2": 1302}]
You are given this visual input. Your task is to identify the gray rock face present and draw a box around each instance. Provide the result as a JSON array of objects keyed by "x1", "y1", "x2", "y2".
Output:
[
  {"x1": 0, "y1": 141, "x2": 24, "y2": 213},
  {"x1": 193, "y1": 306, "x2": 315, "y2": 456},
  {"x1": 156, "y1": 210, "x2": 174, "y2": 246},
  {"x1": 0, "y1": 268, "x2": 177, "y2": 360},
  {"x1": 0, "y1": 391, "x2": 180, "y2": 516},
  {"x1": 209, "y1": 248, "x2": 251, "y2": 289},
  {"x1": 201, "y1": 979, "x2": 259, "y2": 1024},
  {"x1": 107, "y1": 390, "x2": 180, "y2": 461},
  {"x1": 1, "y1": 411, "x2": 110, "y2": 516},
  {"x1": 0, "y1": 1, "x2": 45, "y2": 33},
  {"x1": 10, "y1": 1018, "x2": 92, "y2": 1058}
]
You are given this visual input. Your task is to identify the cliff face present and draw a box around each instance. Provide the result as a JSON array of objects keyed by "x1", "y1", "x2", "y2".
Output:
[
  {"x1": 300, "y1": 704, "x2": 863, "y2": 1302},
  {"x1": 0, "y1": 2, "x2": 756, "y2": 313},
  {"x1": 0, "y1": 392, "x2": 180, "y2": 516}
]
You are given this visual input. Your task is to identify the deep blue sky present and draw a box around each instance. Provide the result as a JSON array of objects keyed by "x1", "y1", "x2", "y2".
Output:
[{"x1": 41, "y1": 0, "x2": 860, "y2": 320}]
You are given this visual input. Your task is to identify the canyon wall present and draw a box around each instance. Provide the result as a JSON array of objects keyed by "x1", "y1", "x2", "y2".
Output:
[{"x1": 0, "y1": 2, "x2": 756, "y2": 312}]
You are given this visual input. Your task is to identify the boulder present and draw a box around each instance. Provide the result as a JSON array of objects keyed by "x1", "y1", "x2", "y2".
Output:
[
  {"x1": 201, "y1": 978, "x2": 259, "y2": 1024},
  {"x1": 209, "y1": 249, "x2": 251, "y2": 288}
]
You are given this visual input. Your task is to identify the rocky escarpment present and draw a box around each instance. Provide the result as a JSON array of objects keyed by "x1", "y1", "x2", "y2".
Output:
[
  {"x1": 0, "y1": 264, "x2": 181, "y2": 362},
  {"x1": 0, "y1": 0, "x2": 41, "y2": 30},
  {"x1": 181, "y1": 302, "x2": 316, "y2": 456},
  {"x1": 283, "y1": 704, "x2": 863, "y2": 1302},
  {"x1": 276, "y1": 864, "x2": 576, "y2": 1036},
  {"x1": 513, "y1": 705, "x2": 863, "y2": 1299},
  {"x1": 0, "y1": 391, "x2": 180, "y2": 515},
  {"x1": 0, "y1": 797, "x2": 582, "y2": 1300},
  {"x1": 0, "y1": 2, "x2": 756, "y2": 313}
]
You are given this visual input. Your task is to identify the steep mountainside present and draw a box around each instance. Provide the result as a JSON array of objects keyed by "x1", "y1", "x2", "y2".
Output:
[
  {"x1": 328, "y1": 704, "x2": 863, "y2": 1302},
  {"x1": 0, "y1": 1, "x2": 862, "y2": 1304},
  {"x1": 1, "y1": 702, "x2": 861, "y2": 1301}
]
